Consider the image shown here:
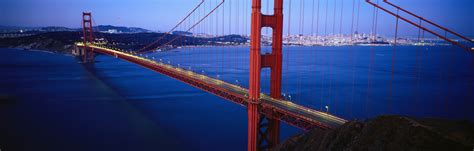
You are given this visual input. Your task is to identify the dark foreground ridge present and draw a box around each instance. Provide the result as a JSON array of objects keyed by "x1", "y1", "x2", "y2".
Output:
[{"x1": 275, "y1": 116, "x2": 474, "y2": 151}]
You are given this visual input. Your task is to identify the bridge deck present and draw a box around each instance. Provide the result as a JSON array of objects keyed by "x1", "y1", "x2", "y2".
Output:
[{"x1": 76, "y1": 43, "x2": 347, "y2": 130}]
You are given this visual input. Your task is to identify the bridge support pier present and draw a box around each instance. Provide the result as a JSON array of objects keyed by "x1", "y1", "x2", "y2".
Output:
[
  {"x1": 81, "y1": 12, "x2": 95, "y2": 63},
  {"x1": 249, "y1": 0, "x2": 283, "y2": 150}
]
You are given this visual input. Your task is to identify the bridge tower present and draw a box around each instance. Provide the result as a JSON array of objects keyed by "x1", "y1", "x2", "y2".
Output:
[
  {"x1": 82, "y1": 12, "x2": 94, "y2": 63},
  {"x1": 248, "y1": 0, "x2": 283, "y2": 150}
]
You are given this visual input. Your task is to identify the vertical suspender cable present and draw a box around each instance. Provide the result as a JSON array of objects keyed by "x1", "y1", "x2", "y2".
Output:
[
  {"x1": 325, "y1": 0, "x2": 329, "y2": 36},
  {"x1": 328, "y1": 0, "x2": 336, "y2": 113},
  {"x1": 367, "y1": 0, "x2": 376, "y2": 118},
  {"x1": 285, "y1": 0, "x2": 292, "y2": 96},
  {"x1": 374, "y1": 0, "x2": 379, "y2": 41},
  {"x1": 316, "y1": 0, "x2": 322, "y2": 110},
  {"x1": 350, "y1": 0, "x2": 356, "y2": 119},
  {"x1": 445, "y1": 33, "x2": 453, "y2": 114},
  {"x1": 332, "y1": 0, "x2": 337, "y2": 36},
  {"x1": 310, "y1": 0, "x2": 316, "y2": 108},
  {"x1": 339, "y1": 0, "x2": 344, "y2": 37},
  {"x1": 237, "y1": 0, "x2": 240, "y2": 35},
  {"x1": 235, "y1": 0, "x2": 238, "y2": 74},
  {"x1": 321, "y1": 0, "x2": 329, "y2": 110},
  {"x1": 311, "y1": 0, "x2": 315, "y2": 36},
  {"x1": 295, "y1": 0, "x2": 304, "y2": 101},
  {"x1": 415, "y1": 19, "x2": 422, "y2": 111},
  {"x1": 217, "y1": 0, "x2": 220, "y2": 78},
  {"x1": 246, "y1": 0, "x2": 249, "y2": 36},
  {"x1": 316, "y1": 0, "x2": 320, "y2": 39},
  {"x1": 356, "y1": 0, "x2": 361, "y2": 35},
  {"x1": 211, "y1": 0, "x2": 214, "y2": 76},
  {"x1": 192, "y1": 7, "x2": 195, "y2": 68},
  {"x1": 222, "y1": 0, "x2": 225, "y2": 78},
  {"x1": 205, "y1": 0, "x2": 209, "y2": 75},
  {"x1": 355, "y1": 0, "x2": 362, "y2": 118},
  {"x1": 390, "y1": 9, "x2": 400, "y2": 114},
  {"x1": 242, "y1": 0, "x2": 245, "y2": 79},
  {"x1": 228, "y1": 0, "x2": 232, "y2": 75},
  {"x1": 366, "y1": 0, "x2": 380, "y2": 119},
  {"x1": 371, "y1": 2, "x2": 376, "y2": 42},
  {"x1": 299, "y1": 0, "x2": 305, "y2": 35}
]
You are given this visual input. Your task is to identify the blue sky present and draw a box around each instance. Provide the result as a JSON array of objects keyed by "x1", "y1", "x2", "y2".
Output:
[{"x1": 1, "y1": 0, "x2": 473, "y2": 37}]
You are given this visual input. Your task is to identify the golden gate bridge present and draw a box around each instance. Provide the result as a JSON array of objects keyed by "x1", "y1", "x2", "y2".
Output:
[{"x1": 73, "y1": 0, "x2": 473, "y2": 150}]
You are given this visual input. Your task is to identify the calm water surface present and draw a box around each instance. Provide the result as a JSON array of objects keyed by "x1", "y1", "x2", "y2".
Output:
[{"x1": 0, "y1": 46, "x2": 473, "y2": 151}]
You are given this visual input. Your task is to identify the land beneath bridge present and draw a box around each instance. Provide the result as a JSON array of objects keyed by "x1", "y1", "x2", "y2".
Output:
[{"x1": 275, "y1": 115, "x2": 474, "y2": 151}]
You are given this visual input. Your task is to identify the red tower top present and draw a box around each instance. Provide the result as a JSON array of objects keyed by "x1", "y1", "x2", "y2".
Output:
[{"x1": 82, "y1": 12, "x2": 94, "y2": 63}]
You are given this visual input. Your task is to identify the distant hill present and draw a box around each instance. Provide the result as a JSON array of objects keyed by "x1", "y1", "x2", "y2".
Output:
[
  {"x1": 0, "y1": 25, "x2": 38, "y2": 33},
  {"x1": 0, "y1": 25, "x2": 153, "y2": 33},
  {"x1": 39, "y1": 26, "x2": 77, "y2": 32},
  {"x1": 0, "y1": 31, "x2": 248, "y2": 54},
  {"x1": 94, "y1": 25, "x2": 152, "y2": 33}
]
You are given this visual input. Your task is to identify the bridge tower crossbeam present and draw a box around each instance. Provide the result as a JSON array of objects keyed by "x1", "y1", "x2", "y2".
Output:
[
  {"x1": 248, "y1": 0, "x2": 283, "y2": 150},
  {"x1": 82, "y1": 12, "x2": 95, "y2": 63}
]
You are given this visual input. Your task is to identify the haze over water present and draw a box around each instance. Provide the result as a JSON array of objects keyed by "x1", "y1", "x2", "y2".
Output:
[{"x1": 0, "y1": 45, "x2": 473, "y2": 150}]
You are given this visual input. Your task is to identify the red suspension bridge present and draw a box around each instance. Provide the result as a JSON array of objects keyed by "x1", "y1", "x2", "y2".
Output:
[{"x1": 73, "y1": 0, "x2": 473, "y2": 150}]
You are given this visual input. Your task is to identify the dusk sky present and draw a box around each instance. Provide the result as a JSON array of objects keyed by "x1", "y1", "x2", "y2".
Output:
[{"x1": 1, "y1": 0, "x2": 473, "y2": 37}]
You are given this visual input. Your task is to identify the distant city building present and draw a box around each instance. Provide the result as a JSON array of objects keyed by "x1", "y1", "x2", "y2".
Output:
[{"x1": 105, "y1": 29, "x2": 119, "y2": 34}]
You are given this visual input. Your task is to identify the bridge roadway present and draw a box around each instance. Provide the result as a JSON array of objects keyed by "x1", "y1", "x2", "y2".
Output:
[{"x1": 76, "y1": 43, "x2": 347, "y2": 130}]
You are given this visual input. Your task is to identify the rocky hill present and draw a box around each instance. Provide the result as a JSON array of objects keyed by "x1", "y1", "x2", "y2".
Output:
[
  {"x1": 0, "y1": 32, "x2": 80, "y2": 54},
  {"x1": 275, "y1": 116, "x2": 474, "y2": 151}
]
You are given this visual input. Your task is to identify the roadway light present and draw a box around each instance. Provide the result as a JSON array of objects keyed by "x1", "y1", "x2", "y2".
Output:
[{"x1": 325, "y1": 105, "x2": 329, "y2": 113}]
